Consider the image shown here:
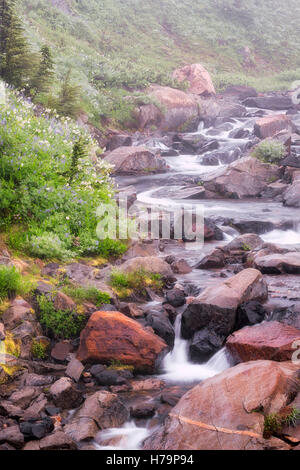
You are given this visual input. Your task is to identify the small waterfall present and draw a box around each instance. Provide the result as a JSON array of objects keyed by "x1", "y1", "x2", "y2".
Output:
[
  {"x1": 262, "y1": 225, "x2": 300, "y2": 246},
  {"x1": 94, "y1": 422, "x2": 150, "y2": 450},
  {"x1": 161, "y1": 315, "x2": 231, "y2": 383}
]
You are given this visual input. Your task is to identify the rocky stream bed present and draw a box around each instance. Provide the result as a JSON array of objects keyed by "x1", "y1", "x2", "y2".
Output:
[{"x1": 1, "y1": 86, "x2": 300, "y2": 451}]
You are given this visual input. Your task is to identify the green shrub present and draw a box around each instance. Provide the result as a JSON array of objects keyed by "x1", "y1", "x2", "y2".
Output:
[
  {"x1": 110, "y1": 269, "x2": 163, "y2": 299},
  {"x1": 31, "y1": 339, "x2": 48, "y2": 360},
  {"x1": 0, "y1": 86, "x2": 127, "y2": 261},
  {"x1": 264, "y1": 408, "x2": 300, "y2": 436},
  {"x1": 62, "y1": 285, "x2": 111, "y2": 307},
  {"x1": 252, "y1": 140, "x2": 285, "y2": 164},
  {"x1": 26, "y1": 233, "x2": 74, "y2": 261},
  {"x1": 0, "y1": 265, "x2": 33, "y2": 301},
  {"x1": 37, "y1": 295, "x2": 86, "y2": 339}
]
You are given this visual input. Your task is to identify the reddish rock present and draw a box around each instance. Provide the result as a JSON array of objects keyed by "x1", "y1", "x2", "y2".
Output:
[
  {"x1": 104, "y1": 146, "x2": 167, "y2": 175},
  {"x1": 50, "y1": 377, "x2": 82, "y2": 410},
  {"x1": 120, "y1": 256, "x2": 175, "y2": 281},
  {"x1": 77, "y1": 311, "x2": 168, "y2": 373},
  {"x1": 145, "y1": 85, "x2": 199, "y2": 132},
  {"x1": 182, "y1": 269, "x2": 268, "y2": 339},
  {"x1": 203, "y1": 157, "x2": 280, "y2": 199},
  {"x1": 172, "y1": 64, "x2": 216, "y2": 96},
  {"x1": 226, "y1": 321, "x2": 300, "y2": 363},
  {"x1": 51, "y1": 341, "x2": 73, "y2": 362},
  {"x1": 254, "y1": 114, "x2": 292, "y2": 139},
  {"x1": 254, "y1": 252, "x2": 300, "y2": 274},
  {"x1": 53, "y1": 292, "x2": 76, "y2": 312},
  {"x1": 143, "y1": 361, "x2": 299, "y2": 450}
]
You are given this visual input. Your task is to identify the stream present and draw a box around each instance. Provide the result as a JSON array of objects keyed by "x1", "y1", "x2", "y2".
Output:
[{"x1": 96, "y1": 103, "x2": 300, "y2": 450}]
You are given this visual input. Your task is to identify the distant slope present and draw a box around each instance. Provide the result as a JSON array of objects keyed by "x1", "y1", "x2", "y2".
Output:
[{"x1": 19, "y1": 0, "x2": 300, "y2": 125}]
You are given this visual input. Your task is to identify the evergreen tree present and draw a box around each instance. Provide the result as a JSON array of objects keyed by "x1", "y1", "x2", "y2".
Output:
[
  {"x1": 56, "y1": 69, "x2": 81, "y2": 118},
  {"x1": 0, "y1": 0, "x2": 34, "y2": 89},
  {"x1": 30, "y1": 45, "x2": 54, "y2": 96}
]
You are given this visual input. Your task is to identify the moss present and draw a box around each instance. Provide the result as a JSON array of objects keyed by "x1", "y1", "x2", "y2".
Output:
[{"x1": 110, "y1": 269, "x2": 163, "y2": 299}]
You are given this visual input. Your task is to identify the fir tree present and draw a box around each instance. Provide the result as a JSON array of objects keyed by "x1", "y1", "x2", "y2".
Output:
[
  {"x1": 30, "y1": 45, "x2": 54, "y2": 97},
  {"x1": 56, "y1": 69, "x2": 81, "y2": 118},
  {"x1": 0, "y1": 0, "x2": 34, "y2": 89}
]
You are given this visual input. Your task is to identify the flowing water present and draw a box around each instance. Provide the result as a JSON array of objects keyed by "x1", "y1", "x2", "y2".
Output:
[{"x1": 96, "y1": 105, "x2": 300, "y2": 450}]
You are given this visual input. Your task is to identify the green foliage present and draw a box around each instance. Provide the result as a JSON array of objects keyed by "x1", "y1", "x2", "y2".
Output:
[
  {"x1": 55, "y1": 69, "x2": 81, "y2": 118},
  {"x1": 110, "y1": 269, "x2": 163, "y2": 299},
  {"x1": 0, "y1": 0, "x2": 35, "y2": 89},
  {"x1": 30, "y1": 45, "x2": 55, "y2": 97},
  {"x1": 264, "y1": 408, "x2": 300, "y2": 436},
  {"x1": 0, "y1": 86, "x2": 126, "y2": 261},
  {"x1": 0, "y1": 265, "x2": 33, "y2": 301},
  {"x1": 252, "y1": 140, "x2": 285, "y2": 164},
  {"x1": 62, "y1": 285, "x2": 111, "y2": 307},
  {"x1": 108, "y1": 359, "x2": 134, "y2": 372},
  {"x1": 31, "y1": 339, "x2": 48, "y2": 360},
  {"x1": 37, "y1": 294, "x2": 86, "y2": 339}
]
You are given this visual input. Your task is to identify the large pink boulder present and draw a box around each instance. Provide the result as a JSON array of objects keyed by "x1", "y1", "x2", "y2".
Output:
[{"x1": 173, "y1": 64, "x2": 216, "y2": 96}]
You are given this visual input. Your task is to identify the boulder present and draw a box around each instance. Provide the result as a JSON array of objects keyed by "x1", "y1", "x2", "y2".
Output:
[
  {"x1": 64, "y1": 391, "x2": 128, "y2": 442},
  {"x1": 77, "y1": 311, "x2": 168, "y2": 373},
  {"x1": 203, "y1": 157, "x2": 280, "y2": 199},
  {"x1": 190, "y1": 328, "x2": 224, "y2": 362},
  {"x1": 283, "y1": 181, "x2": 300, "y2": 208},
  {"x1": 2, "y1": 298, "x2": 34, "y2": 330},
  {"x1": 270, "y1": 306, "x2": 300, "y2": 330},
  {"x1": 106, "y1": 133, "x2": 132, "y2": 152},
  {"x1": 254, "y1": 252, "x2": 300, "y2": 274},
  {"x1": 223, "y1": 85, "x2": 258, "y2": 100},
  {"x1": 66, "y1": 357, "x2": 84, "y2": 383},
  {"x1": 172, "y1": 64, "x2": 216, "y2": 96},
  {"x1": 226, "y1": 321, "x2": 300, "y2": 362},
  {"x1": 145, "y1": 85, "x2": 199, "y2": 132},
  {"x1": 38, "y1": 431, "x2": 77, "y2": 450},
  {"x1": 104, "y1": 146, "x2": 167, "y2": 175},
  {"x1": 120, "y1": 256, "x2": 175, "y2": 281},
  {"x1": 53, "y1": 292, "x2": 76, "y2": 312},
  {"x1": 243, "y1": 95, "x2": 294, "y2": 110},
  {"x1": 254, "y1": 114, "x2": 292, "y2": 139},
  {"x1": 0, "y1": 425, "x2": 24, "y2": 449},
  {"x1": 143, "y1": 361, "x2": 299, "y2": 450},
  {"x1": 225, "y1": 233, "x2": 264, "y2": 252},
  {"x1": 235, "y1": 301, "x2": 267, "y2": 331},
  {"x1": 181, "y1": 269, "x2": 268, "y2": 341},
  {"x1": 145, "y1": 312, "x2": 175, "y2": 348},
  {"x1": 49, "y1": 378, "x2": 82, "y2": 409}
]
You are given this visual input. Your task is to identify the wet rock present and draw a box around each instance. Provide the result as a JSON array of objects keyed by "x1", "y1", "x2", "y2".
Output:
[
  {"x1": 195, "y1": 248, "x2": 225, "y2": 269},
  {"x1": 200, "y1": 154, "x2": 219, "y2": 166},
  {"x1": 66, "y1": 357, "x2": 85, "y2": 383},
  {"x1": 130, "y1": 403, "x2": 156, "y2": 419},
  {"x1": 22, "y1": 373, "x2": 54, "y2": 388},
  {"x1": 254, "y1": 114, "x2": 292, "y2": 139},
  {"x1": 37, "y1": 431, "x2": 77, "y2": 450},
  {"x1": 143, "y1": 361, "x2": 299, "y2": 450},
  {"x1": 190, "y1": 328, "x2": 224, "y2": 362},
  {"x1": 243, "y1": 95, "x2": 294, "y2": 110},
  {"x1": 225, "y1": 233, "x2": 264, "y2": 252},
  {"x1": 145, "y1": 312, "x2": 175, "y2": 348},
  {"x1": 170, "y1": 259, "x2": 192, "y2": 274},
  {"x1": 50, "y1": 378, "x2": 82, "y2": 410},
  {"x1": 92, "y1": 369, "x2": 131, "y2": 386},
  {"x1": 270, "y1": 306, "x2": 300, "y2": 329},
  {"x1": 204, "y1": 218, "x2": 224, "y2": 241},
  {"x1": 226, "y1": 321, "x2": 300, "y2": 363},
  {"x1": 283, "y1": 181, "x2": 300, "y2": 207},
  {"x1": 20, "y1": 417, "x2": 54, "y2": 440},
  {"x1": 104, "y1": 146, "x2": 167, "y2": 175},
  {"x1": 232, "y1": 219, "x2": 274, "y2": 235},
  {"x1": 0, "y1": 425, "x2": 24, "y2": 449},
  {"x1": 115, "y1": 185, "x2": 137, "y2": 209},
  {"x1": 182, "y1": 269, "x2": 268, "y2": 340},
  {"x1": 120, "y1": 256, "x2": 175, "y2": 281},
  {"x1": 203, "y1": 157, "x2": 280, "y2": 199},
  {"x1": 64, "y1": 391, "x2": 128, "y2": 442},
  {"x1": 131, "y1": 379, "x2": 165, "y2": 392},
  {"x1": 106, "y1": 133, "x2": 132, "y2": 152},
  {"x1": 174, "y1": 186, "x2": 206, "y2": 200},
  {"x1": 22, "y1": 394, "x2": 48, "y2": 421},
  {"x1": 282, "y1": 154, "x2": 300, "y2": 168},
  {"x1": 235, "y1": 301, "x2": 267, "y2": 331},
  {"x1": 223, "y1": 85, "x2": 258, "y2": 100},
  {"x1": 254, "y1": 252, "x2": 300, "y2": 274},
  {"x1": 172, "y1": 63, "x2": 216, "y2": 96},
  {"x1": 164, "y1": 287, "x2": 186, "y2": 308},
  {"x1": 77, "y1": 311, "x2": 168, "y2": 373},
  {"x1": 261, "y1": 181, "x2": 289, "y2": 199},
  {"x1": 228, "y1": 127, "x2": 250, "y2": 139}
]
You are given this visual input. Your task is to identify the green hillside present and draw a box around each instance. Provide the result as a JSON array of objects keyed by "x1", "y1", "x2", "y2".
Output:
[{"x1": 19, "y1": 0, "x2": 300, "y2": 126}]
